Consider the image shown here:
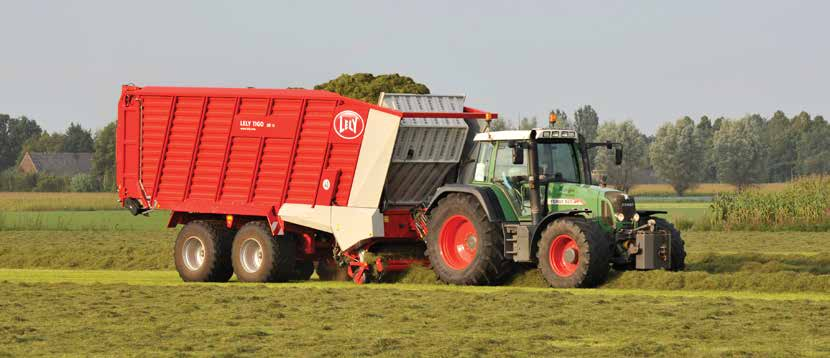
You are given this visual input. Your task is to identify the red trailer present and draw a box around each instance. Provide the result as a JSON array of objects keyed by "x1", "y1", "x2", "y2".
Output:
[{"x1": 116, "y1": 85, "x2": 495, "y2": 283}]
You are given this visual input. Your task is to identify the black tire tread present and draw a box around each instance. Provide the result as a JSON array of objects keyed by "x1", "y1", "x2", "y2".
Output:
[
  {"x1": 232, "y1": 221, "x2": 296, "y2": 282},
  {"x1": 652, "y1": 218, "x2": 686, "y2": 271},
  {"x1": 426, "y1": 193, "x2": 512, "y2": 285},
  {"x1": 536, "y1": 217, "x2": 610, "y2": 288},
  {"x1": 174, "y1": 220, "x2": 234, "y2": 282}
]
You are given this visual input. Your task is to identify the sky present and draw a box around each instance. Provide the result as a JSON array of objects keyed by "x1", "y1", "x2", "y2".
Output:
[{"x1": 1, "y1": 1, "x2": 828, "y2": 134}]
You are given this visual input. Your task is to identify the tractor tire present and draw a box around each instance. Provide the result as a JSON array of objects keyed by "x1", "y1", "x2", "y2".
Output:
[
  {"x1": 232, "y1": 221, "x2": 297, "y2": 283},
  {"x1": 294, "y1": 260, "x2": 315, "y2": 281},
  {"x1": 652, "y1": 218, "x2": 686, "y2": 271},
  {"x1": 174, "y1": 220, "x2": 234, "y2": 282},
  {"x1": 537, "y1": 217, "x2": 610, "y2": 288},
  {"x1": 425, "y1": 193, "x2": 512, "y2": 285},
  {"x1": 315, "y1": 259, "x2": 349, "y2": 281}
]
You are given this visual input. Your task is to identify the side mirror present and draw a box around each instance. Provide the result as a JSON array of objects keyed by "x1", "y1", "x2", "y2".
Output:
[
  {"x1": 615, "y1": 148, "x2": 623, "y2": 165},
  {"x1": 512, "y1": 146, "x2": 524, "y2": 165}
]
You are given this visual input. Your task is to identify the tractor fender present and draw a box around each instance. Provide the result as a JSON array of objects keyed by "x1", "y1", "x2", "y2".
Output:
[
  {"x1": 427, "y1": 184, "x2": 505, "y2": 222},
  {"x1": 531, "y1": 209, "x2": 592, "y2": 244}
]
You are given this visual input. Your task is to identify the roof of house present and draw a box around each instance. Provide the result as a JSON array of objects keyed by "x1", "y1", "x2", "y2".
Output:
[{"x1": 25, "y1": 152, "x2": 93, "y2": 176}]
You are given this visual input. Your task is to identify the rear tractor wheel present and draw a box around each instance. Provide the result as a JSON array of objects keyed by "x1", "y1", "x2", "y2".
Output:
[
  {"x1": 425, "y1": 194, "x2": 511, "y2": 285},
  {"x1": 231, "y1": 221, "x2": 297, "y2": 282},
  {"x1": 174, "y1": 220, "x2": 234, "y2": 282},
  {"x1": 537, "y1": 218, "x2": 610, "y2": 288}
]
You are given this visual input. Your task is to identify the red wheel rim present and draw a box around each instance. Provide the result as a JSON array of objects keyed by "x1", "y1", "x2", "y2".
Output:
[
  {"x1": 549, "y1": 234, "x2": 579, "y2": 277},
  {"x1": 438, "y1": 215, "x2": 478, "y2": 270}
]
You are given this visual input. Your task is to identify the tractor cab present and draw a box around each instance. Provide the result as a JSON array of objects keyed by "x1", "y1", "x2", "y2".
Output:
[{"x1": 470, "y1": 128, "x2": 622, "y2": 225}]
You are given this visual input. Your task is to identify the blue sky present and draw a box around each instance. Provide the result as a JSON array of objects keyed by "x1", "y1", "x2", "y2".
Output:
[{"x1": 1, "y1": 1, "x2": 827, "y2": 133}]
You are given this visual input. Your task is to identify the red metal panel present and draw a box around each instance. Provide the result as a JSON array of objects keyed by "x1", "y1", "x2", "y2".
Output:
[
  {"x1": 321, "y1": 143, "x2": 360, "y2": 206},
  {"x1": 187, "y1": 97, "x2": 236, "y2": 200},
  {"x1": 156, "y1": 97, "x2": 202, "y2": 205},
  {"x1": 219, "y1": 136, "x2": 260, "y2": 202},
  {"x1": 285, "y1": 99, "x2": 337, "y2": 204},
  {"x1": 139, "y1": 96, "x2": 173, "y2": 198},
  {"x1": 251, "y1": 138, "x2": 292, "y2": 205}
]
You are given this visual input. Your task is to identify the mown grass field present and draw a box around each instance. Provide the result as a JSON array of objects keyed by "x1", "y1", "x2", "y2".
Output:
[
  {"x1": 0, "y1": 192, "x2": 827, "y2": 356},
  {"x1": 0, "y1": 192, "x2": 119, "y2": 211}
]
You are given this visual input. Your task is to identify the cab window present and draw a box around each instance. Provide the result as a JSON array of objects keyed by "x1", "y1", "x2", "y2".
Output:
[
  {"x1": 473, "y1": 142, "x2": 494, "y2": 182},
  {"x1": 493, "y1": 142, "x2": 531, "y2": 217},
  {"x1": 538, "y1": 142, "x2": 581, "y2": 183}
]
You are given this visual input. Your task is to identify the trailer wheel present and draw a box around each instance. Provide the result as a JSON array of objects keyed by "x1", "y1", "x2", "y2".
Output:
[
  {"x1": 232, "y1": 221, "x2": 296, "y2": 282},
  {"x1": 174, "y1": 220, "x2": 234, "y2": 282},
  {"x1": 425, "y1": 193, "x2": 511, "y2": 285},
  {"x1": 652, "y1": 218, "x2": 686, "y2": 271},
  {"x1": 537, "y1": 217, "x2": 610, "y2": 288}
]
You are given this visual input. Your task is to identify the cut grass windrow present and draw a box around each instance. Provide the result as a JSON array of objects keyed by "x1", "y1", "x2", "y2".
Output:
[{"x1": 0, "y1": 276, "x2": 828, "y2": 357}]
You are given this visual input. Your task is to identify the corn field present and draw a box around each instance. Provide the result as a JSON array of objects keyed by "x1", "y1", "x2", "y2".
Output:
[{"x1": 711, "y1": 176, "x2": 830, "y2": 230}]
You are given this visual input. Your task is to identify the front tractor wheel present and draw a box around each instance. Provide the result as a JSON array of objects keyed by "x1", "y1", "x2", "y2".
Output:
[
  {"x1": 231, "y1": 221, "x2": 297, "y2": 282},
  {"x1": 174, "y1": 220, "x2": 234, "y2": 282},
  {"x1": 537, "y1": 218, "x2": 610, "y2": 288},
  {"x1": 426, "y1": 194, "x2": 511, "y2": 285}
]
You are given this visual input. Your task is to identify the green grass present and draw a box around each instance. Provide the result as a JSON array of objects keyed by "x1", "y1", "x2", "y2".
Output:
[
  {"x1": 3, "y1": 230, "x2": 830, "y2": 293},
  {"x1": 0, "y1": 192, "x2": 119, "y2": 211},
  {"x1": 0, "y1": 278, "x2": 827, "y2": 357},
  {"x1": 0, "y1": 210, "x2": 170, "y2": 231}
]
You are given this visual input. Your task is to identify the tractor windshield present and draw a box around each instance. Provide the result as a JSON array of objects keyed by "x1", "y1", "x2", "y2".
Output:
[{"x1": 537, "y1": 142, "x2": 582, "y2": 183}]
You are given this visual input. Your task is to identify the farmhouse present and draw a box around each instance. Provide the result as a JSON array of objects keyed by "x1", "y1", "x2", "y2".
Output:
[{"x1": 18, "y1": 152, "x2": 93, "y2": 176}]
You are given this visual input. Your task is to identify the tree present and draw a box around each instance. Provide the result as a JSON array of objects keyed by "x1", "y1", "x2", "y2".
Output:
[
  {"x1": 550, "y1": 109, "x2": 571, "y2": 129},
  {"x1": 795, "y1": 115, "x2": 830, "y2": 176},
  {"x1": 0, "y1": 114, "x2": 42, "y2": 171},
  {"x1": 22, "y1": 132, "x2": 67, "y2": 153},
  {"x1": 489, "y1": 118, "x2": 510, "y2": 131},
  {"x1": 93, "y1": 122, "x2": 117, "y2": 191},
  {"x1": 649, "y1": 116, "x2": 705, "y2": 196},
  {"x1": 713, "y1": 116, "x2": 767, "y2": 189},
  {"x1": 696, "y1": 116, "x2": 716, "y2": 182},
  {"x1": 518, "y1": 117, "x2": 537, "y2": 130},
  {"x1": 314, "y1": 73, "x2": 429, "y2": 104},
  {"x1": 594, "y1": 120, "x2": 649, "y2": 192},
  {"x1": 63, "y1": 122, "x2": 94, "y2": 153},
  {"x1": 573, "y1": 105, "x2": 599, "y2": 143},
  {"x1": 764, "y1": 110, "x2": 795, "y2": 182}
]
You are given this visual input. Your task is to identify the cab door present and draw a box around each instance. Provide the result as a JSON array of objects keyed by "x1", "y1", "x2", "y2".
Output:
[{"x1": 471, "y1": 141, "x2": 532, "y2": 221}]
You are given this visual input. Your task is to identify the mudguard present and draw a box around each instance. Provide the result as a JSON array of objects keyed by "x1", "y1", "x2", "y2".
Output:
[{"x1": 427, "y1": 184, "x2": 505, "y2": 222}]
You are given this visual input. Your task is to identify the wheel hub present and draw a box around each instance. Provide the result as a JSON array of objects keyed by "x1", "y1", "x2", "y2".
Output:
[
  {"x1": 563, "y1": 248, "x2": 577, "y2": 264},
  {"x1": 182, "y1": 236, "x2": 206, "y2": 271},
  {"x1": 240, "y1": 238, "x2": 265, "y2": 273},
  {"x1": 549, "y1": 234, "x2": 580, "y2": 277},
  {"x1": 438, "y1": 215, "x2": 479, "y2": 270}
]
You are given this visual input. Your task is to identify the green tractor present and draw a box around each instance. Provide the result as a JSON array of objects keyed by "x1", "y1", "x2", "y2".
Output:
[{"x1": 423, "y1": 127, "x2": 686, "y2": 288}]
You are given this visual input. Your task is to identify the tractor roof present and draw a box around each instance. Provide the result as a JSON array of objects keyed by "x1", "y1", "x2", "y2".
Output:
[{"x1": 474, "y1": 128, "x2": 578, "y2": 141}]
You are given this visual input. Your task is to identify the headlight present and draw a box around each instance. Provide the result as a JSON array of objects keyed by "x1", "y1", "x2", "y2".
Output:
[
  {"x1": 633, "y1": 213, "x2": 640, "y2": 223},
  {"x1": 615, "y1": 213, "x2": 625, "y2": 222}
]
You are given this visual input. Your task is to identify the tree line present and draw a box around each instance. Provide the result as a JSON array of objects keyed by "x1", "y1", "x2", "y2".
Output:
[
  {"x1": 0, "y1": 114, "x2": 115, "y2": 192},
  {"x1": 2, "y1": 73, "x2": 827, "y2": 194},
  {"x1": 495, "y1": 107, "x2": 829, "y2": 195}
]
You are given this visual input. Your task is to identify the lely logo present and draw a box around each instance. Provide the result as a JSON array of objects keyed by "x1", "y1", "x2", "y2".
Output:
[{"x1": 333, "y1": 110, "x2": 365, "y2": 140}]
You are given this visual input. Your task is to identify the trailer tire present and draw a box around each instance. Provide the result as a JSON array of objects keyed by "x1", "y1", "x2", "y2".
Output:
[
  {"x1": 652, "y1": 218, "x2": 686, "y2": 271},
  {"x1": 232, "y1": 221, "x2": 296, "y2": 282},
  {"x1": 174, "y1": 220, "x2": 234, "y2": 282},
  {"x1": 537, "y1": 217, "x2": 610, "y2": 288},
  {"x1": 425, "y1": 193, "x2": 511, "y2": 285}
]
